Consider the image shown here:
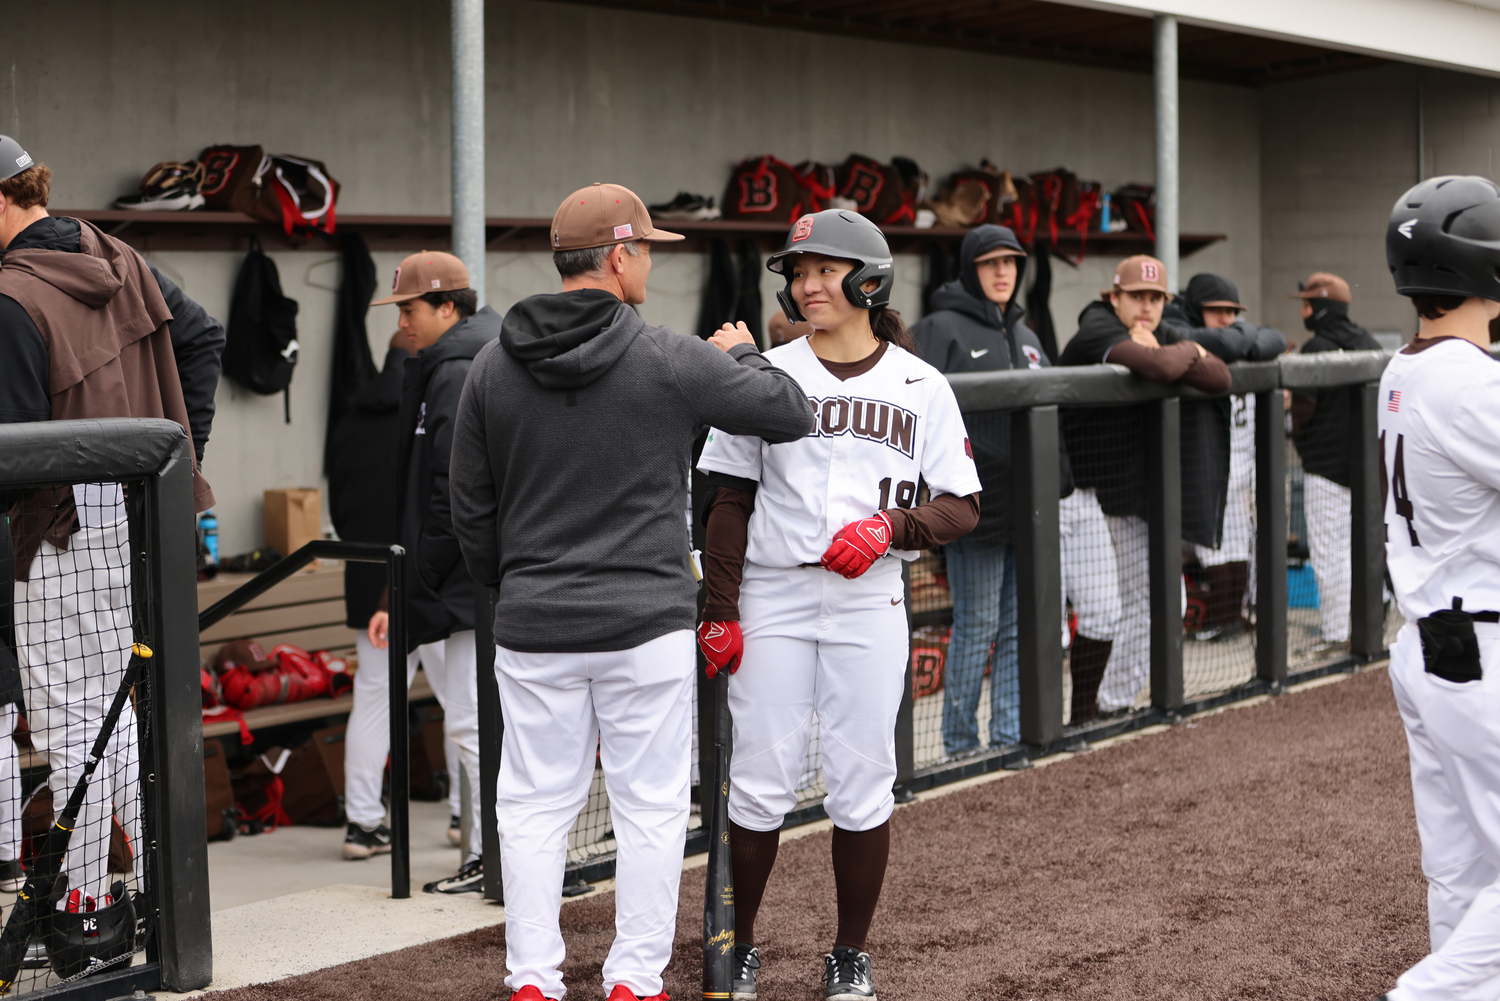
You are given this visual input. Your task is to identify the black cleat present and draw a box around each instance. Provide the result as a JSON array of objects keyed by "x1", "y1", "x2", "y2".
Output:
[
  {"x1": 424, "y1": 857, "x2": 484, "y2": 895},
  {"x1": 823, "y1": 946, "x2": 875, "y2": 1001},
  {"x1": 342, "y1": 822, "x2": 392, "y2": 860},
  {"x1": 732, "y1": 942, "x2": 760, "y2": 1001}
]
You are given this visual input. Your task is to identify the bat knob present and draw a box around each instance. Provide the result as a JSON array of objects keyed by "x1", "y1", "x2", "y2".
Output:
[{"x1": 131, "y1": 643, "x2": 154, "y2": 659}]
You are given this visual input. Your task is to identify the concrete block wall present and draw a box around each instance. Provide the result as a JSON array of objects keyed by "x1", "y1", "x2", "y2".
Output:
[{"x1": 4, "y1": 0, "x2": 1260, "y2": 555}]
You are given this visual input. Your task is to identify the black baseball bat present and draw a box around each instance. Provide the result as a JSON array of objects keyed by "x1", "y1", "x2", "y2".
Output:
[
  {"x1": 0, "y1": 643, "x2": 152, "y2": 994},
  {"x1": 702, "y1": 667, "x2": 735, "y2": 1000}
]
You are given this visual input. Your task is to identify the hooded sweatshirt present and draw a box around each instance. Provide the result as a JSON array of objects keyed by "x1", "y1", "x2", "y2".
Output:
[
  {"x1": 1060, "y1": 300, "x2": 1231, "y2": 521},
  {"x1": 396, "y1": 308, "x2": 502, "y2": 648},
  {"x1": 449, "y1": 288, "x2": 816, "y2": 653},
  {"x1": 1291, "y1": 301, "x2": 1380, "y2": 487},
  {"x1": 329, "y1": 346, "x2": 408, "y2": 629},
  {"x1": 0, "y1": 216, "x2": 214, "y2": 574},
  {"x1": 913, "y1": 225, "x2": 1072, "y2": 544}
]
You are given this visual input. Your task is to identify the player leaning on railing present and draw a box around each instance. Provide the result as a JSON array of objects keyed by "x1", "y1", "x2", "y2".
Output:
[{"x1": 1375, "y1": 176, "x2": 1500, "y2": 1001}]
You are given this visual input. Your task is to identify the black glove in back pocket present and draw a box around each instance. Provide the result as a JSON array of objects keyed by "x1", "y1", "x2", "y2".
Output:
[{"x1": 1418, "y1": 599, "x2": 1483, "y2": 683}]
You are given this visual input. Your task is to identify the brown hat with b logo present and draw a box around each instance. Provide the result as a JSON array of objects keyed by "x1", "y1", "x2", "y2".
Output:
[
  {"x1": 1291, "y1": 272, "x2": 1352, "y2": 303},
  {"x1": 1101, "y1": 254, "x2": 1173, "y2": 301},
  {"x1": 372, "y1": 251, "x2": 470, "y2": 305},
  {"x1": 551, "y1": 183, "x2": 685, "y2": 251}
]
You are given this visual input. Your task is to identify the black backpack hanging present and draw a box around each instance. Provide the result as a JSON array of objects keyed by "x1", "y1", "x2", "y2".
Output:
[{"x1": 224, "y1": 236, "x2": 300, "y2": 422}]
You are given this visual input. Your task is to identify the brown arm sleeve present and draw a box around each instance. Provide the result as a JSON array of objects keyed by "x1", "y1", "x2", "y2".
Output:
[
  {"x1": 1103, "y1": 339, "x2": 1201, "y2": 382},
  {"x1": 1289, "y1": 393, "x2": 1317, "y2": 433},
  {"x1": 1105, "y1": 339, "x2": 1232, "y2": 393},
  {"x1": 885, "y1": 493, "x2": 981, "y2": 551},
  {"x1": 702, "y1": 486, "x2": 754, "y2": 622},
  {"x1": 1179, "y1": 350, "x2": 1232, "y2": 393}
]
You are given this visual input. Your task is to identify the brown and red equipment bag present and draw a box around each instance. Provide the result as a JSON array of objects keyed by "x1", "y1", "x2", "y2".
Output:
[
  {"x1": 1112, "y1": 183, "x2": 1156, "y2": 242},
  {"x1": 832, "y1": 154, "x2": 927, "y2": 226},
  {"x1": 1030, "y1": 167, "x2": 1103, "y2": 263},
  {"x1": 198, "y1": 144, "x2": 340, "y2": 236},
  {"x1": 722, "y1": 155, "x2": 830, "y2": 224}
]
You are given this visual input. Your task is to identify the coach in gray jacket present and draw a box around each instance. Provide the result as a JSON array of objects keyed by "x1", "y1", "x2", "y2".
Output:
[{"x1": 449, "y1": 183, "x2": 814, "y2": 1001}]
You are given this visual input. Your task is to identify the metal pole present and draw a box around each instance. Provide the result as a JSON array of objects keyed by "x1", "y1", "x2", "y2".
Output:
[
  {"x1": 1013, "y1": 406, "x2": 1063, "y2": 748},
  {"x1": 452, "y1": 0, "x2": 486, "y2": 307},
  {"x1": 1348, "y1": 383, "x2": 1386, "y2": 659},
  {"x1": 1147, "y1": 398, "x2": 1184, "y2": 712},
  {"x1": 1254, "y1": 389, "x2": 1288, "y2": 685},
  {"x1": 1153, "y1": 14, "x2": 1180, "y2": 291},
  {"x1": 387, "y1": 546, "x2": 411, "y2": 899}
]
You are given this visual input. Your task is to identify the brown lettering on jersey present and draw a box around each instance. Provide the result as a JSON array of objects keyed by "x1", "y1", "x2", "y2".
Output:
[{"x1": 808, "y1": 395, "x2": 917, "y2": 458}]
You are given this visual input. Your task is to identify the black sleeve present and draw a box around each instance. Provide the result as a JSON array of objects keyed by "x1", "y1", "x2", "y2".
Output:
[
  {"x1": 1244, "y1": 323, "x2": 1288, "y2": 361},
  {"x1": 0, "y1": 294, "x2": 51, "y2": 424},
  {"x1": 417, "y1": 361, "x2": 468, "y2": 592},
  {"x1": 149, "y1": 263, "x2": 226, "y2": 463},
  {"x1": 1184, "y1": 325, "x2": 1245, "y2": 363}
]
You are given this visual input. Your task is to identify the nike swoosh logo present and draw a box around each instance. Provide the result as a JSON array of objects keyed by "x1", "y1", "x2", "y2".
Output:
[
  {"x1": 891, "y1": 595, "x2": 904, "y2": 605},
  {"x1": 905, "y1": 377, "x2": 924, "y2": 384},
  {"x1": 970, "y1": 348, "x2": 989, "y2": 358}
]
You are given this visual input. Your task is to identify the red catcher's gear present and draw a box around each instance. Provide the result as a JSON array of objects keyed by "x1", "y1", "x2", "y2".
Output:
[
  {"x1": 821, "y1": 511, "x2": 894, "y2": 579},
  {"x1": 697, "y1": 620, "x2": 744, "y2": 679}
]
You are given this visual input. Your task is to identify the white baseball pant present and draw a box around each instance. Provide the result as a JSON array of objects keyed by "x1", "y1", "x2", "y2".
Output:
[
  {"x1": 345, "y1": 630, "x2": 482, "y2": 859},
  {"x1": 1060, "y1": 488, "x2": 1123, "y2": 643},
  {"x1": 0, "y1": 703, "x2": 19, "y2": 862},
  {"x1": 13, "y1": 518, "x2": 142, "y2": 904},
  {"x1": 729, "y1": 560, "x2": 908, "y2": 834},
  {"x1": 1304, "y1": 472, "x2": 1351, "y2": 643},
  {"x1": 1099, "y1": 515, "x2": 1150, "y2": 712},
  {"x1": 1388, "y1": 621, "x2": 1500, "y2": 1000},
  {"x1": 494, "y1": 629, "x2": 695, "y2": 1000}
]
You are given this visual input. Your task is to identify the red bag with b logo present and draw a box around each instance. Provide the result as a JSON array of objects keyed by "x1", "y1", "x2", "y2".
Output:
[
  {"x1": 833, "y1": 155, "x2": 926, "y2": 226},
  {"x1": 722, "y1": 155, "x2": 828, "y2": 223}
]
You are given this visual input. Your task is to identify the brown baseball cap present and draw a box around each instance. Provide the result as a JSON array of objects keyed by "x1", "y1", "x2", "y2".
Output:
[
  {"x1": 372, "y1": 251, "x2": 470, "y2": 306},
  {"x1": 1102, "y1": 254, "x2": 1173, "y2": 300},
  {"x1": 1291, "y1": 272, "x2": 1352, "y2": 303},
  {"x1": 551, "y1": 183, "x2": 684, "y2": 251}
]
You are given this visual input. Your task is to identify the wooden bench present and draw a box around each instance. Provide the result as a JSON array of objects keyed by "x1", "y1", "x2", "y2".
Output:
[{"x1": 198, "y1": 562, "x2": 432, "y2": 739}]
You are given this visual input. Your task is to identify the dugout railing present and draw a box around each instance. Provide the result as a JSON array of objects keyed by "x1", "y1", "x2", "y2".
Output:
[
  {"x1": 485, "y1": 347, "x2": 1402, "y2": 889},
  {"x1": 0, "y1": 418, "x2": 210, "y2": 999}
]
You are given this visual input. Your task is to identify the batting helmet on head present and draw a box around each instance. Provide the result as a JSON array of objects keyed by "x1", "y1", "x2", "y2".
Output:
[
  {"x1": 1388, "y1": 175, "x2": 1500, "y2": 302},
  {"x1": 766, "y1": 209, "x2": 894, "y2": 323}
]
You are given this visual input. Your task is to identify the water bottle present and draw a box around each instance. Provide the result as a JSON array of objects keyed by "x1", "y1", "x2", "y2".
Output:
[
  {"x1": 1099, "y1": 192, "x2": 1112, "y2": 233},
  {"x1": 199, "y1": 510, "x2": 219, "y2": 565}
]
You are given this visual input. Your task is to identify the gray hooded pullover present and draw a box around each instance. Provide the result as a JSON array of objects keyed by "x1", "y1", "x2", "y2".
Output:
[{"x1": 449, "y1": 288, "x2": 815, "y2": 653}]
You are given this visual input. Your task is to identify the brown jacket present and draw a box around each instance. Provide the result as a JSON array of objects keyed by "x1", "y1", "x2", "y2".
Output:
[{"x1": 1, "y1": 219, "x2": 213, "y2": 574}]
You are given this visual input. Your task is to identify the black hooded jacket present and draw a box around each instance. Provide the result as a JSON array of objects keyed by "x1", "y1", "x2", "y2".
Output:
[
  {"x1": 913, "y1": 225, "x2": 1073, "y2": 545},
  {"x1": 448, "y1": 288, "x2": 815, "y2": 654},
  {"x1": 396, "y1": 308, "x2": 502, "y2": 649},
  {"x1": 1163, "y1": 289, "x2": 1287, "y2": 548},
  {"x1": 329, "y1": 347, "x2": 407, "y2": 628},
  {"x1": 1292, "y1": 301, "x2": 1379, "y2": 487}
]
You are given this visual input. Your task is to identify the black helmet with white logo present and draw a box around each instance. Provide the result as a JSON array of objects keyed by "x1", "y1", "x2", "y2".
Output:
[
  {"x1": 767, "y1": 210, "x2": 894, "y2": 323},
  {"x1": 1387, "y1": 175, "x2": 1500, "y2": 301},
  {"x1": 45, "y1": 879, "x2": 137, "y2": 979},
  {"x1": 0, "y1": 135, "x2": 35, "y2": 182}
]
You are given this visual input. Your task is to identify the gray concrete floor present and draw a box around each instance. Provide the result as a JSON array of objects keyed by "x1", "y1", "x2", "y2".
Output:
[{"x1": 208, "y1": 799, "x2": 468, "y2": 911}]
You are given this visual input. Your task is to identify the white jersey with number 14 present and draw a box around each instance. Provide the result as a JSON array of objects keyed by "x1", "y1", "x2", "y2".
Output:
[
  {"x1": 698, "y1": 336, "x2": 981, "y2": 568},
  {"x1": 1378, "y1": 338, "x2": 1500, "y2": 621}
]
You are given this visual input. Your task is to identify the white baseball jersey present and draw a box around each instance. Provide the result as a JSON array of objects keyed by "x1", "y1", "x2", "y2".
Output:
[
  {"x1": 698, "y1": 336, "x2": 981, "y2": 566},
  {"x1": 1378, "y1": 338, "x2": 1500, "y2": 621}
]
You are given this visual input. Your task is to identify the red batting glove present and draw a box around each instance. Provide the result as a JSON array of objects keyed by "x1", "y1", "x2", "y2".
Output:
[
  {"x1": 821, "y1": 511, "x2": 894, "y2": 579},
  {"x1": 698, "y1": 620, "x2": 743, "y2": 678}
]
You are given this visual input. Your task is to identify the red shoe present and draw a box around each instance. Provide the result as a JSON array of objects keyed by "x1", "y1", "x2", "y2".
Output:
[
  {"x1": 607, "y1": 985, "x2": 668, "y2": 1001},
  {"x1": 513, "y1": 987, "x2": 559, "y2": 1001}
]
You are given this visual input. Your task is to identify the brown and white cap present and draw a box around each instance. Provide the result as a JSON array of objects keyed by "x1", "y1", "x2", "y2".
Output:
[
  {"x1": 1103, "y1": 254, "x2": 1173, "y2": 300},
  {"x1": 551, "y1": 183, "x2": 684, "y2": 251},
  {"x1": 1291, "y1": 272, "x2": 1352, "y2": 303},
  {"x1": 372, "y1": 251, "x2": 470, "y2": 306}
]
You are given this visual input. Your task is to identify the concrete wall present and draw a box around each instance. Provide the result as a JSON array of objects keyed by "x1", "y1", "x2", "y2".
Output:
[{"x1": 3, "y1": 0, "x2": 1260, "y2": 555}]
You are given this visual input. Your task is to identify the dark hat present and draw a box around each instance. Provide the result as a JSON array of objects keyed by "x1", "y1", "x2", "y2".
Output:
[
  {"x1": 1183, "y1": 273, "x2": 1245, "y2": 311},
  {"x1": 0, "y1": 135, "x2": 34, "y2": 181}
]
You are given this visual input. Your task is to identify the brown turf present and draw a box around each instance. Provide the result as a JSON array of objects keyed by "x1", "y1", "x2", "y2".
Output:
[{"x1": 206, "y1": 667, "x2": 1427, "y2": 1001}]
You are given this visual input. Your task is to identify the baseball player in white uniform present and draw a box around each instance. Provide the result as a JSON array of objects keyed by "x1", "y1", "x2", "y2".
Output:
[
  {"x1": 698, "y1": 211, "x2": 981, "y2": 1001},
  {"x1": 1375, "y1": 175, "x2": 1500, "y2": 1001}
]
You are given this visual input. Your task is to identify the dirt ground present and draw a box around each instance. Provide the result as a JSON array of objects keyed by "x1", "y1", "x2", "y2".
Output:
[{"x1": 208, "y1": 667, "x2": 1427, "y2": 1001}]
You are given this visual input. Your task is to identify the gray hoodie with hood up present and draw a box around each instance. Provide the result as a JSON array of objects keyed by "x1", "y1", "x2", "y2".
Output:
[{"x1": 449, "y1": 288, "x2": 815, "y2": 653}]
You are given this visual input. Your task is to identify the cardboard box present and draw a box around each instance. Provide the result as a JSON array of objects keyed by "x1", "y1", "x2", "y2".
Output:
[{"x1": 264, "y1": 488, "x2": 322, "y2": 557}]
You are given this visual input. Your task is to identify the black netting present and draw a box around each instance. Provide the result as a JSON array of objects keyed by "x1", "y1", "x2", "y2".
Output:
[{"x1": 6, "y1": 481, "x2": 151, "y2": 994}]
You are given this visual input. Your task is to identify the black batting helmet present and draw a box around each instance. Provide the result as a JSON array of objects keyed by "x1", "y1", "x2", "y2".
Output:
[
  {"x1": 45, "y1": 880, "x2": 137, "y2": 979},
  {"x1": 767, "y1": 210, "x2": 894, "y2": 323},
  {"x1": 1387, "y1": 175, "x2": 1500, "y2": 301}
]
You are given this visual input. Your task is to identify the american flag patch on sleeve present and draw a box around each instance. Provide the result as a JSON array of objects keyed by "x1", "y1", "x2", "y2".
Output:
[{"x1": 1387, "y1": 390, "x2": 1401, "y2": 413}]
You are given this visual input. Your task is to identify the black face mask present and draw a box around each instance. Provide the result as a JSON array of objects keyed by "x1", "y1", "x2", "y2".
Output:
[{"x1": 1303, "y1": 299, "x2": 1349, "y2": 332}]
